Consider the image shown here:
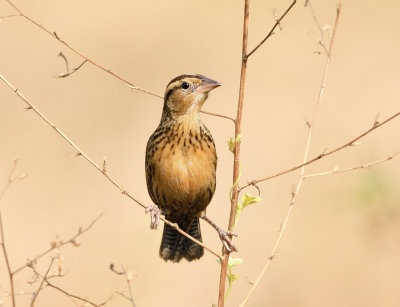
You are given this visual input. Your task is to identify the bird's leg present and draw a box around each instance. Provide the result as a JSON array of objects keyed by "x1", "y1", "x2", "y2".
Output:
[
  {"x1": 201, "y1": 215, "x2": 238, "y2": 253},
  {"x1": 145, "y1": 205, "x2": 162, "y2": 230}
]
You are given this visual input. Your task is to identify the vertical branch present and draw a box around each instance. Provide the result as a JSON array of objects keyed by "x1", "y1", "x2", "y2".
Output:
[
  {"x1": 217, "y1": 1, "x2": 297, "y2": 305},
  {"x1": 239, "y1": 3, "x2": 342, "y2": 306},
  {"x1": 0, "y1": 159, "x2": 19, "y2": 307},
  {"x1": 218, "y1": 0, "x2": 250, "y2": 306}
]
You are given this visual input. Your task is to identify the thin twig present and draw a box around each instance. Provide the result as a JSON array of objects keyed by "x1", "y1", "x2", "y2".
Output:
[
  {"x1": 0, "y1": 14, "x2": 19, "y2": 18},
  {"x1": 0, "y1": 159, "x2": 20, "y2": 307},
  {"x1": 199, "y1": 110, "x2": 236, "y2": 123},
  {"x1": 122, "y1": 266, "x2": 136, "y2": 307},
  {"x1": 110, "y1": 263, "x2": 136, "y2": 305},
  {"x1": 239, "y1": 3, "x2": 342, "y2": 306},
  {"x1": 0, "y1": 73, "x2": 222, "y2": 261},
  {"x1": 12, "y1": 213, "x2": 104, "y2": 275},
  {"x1": 4, "y1": 0, "x2": 161, "y2": 98},
  {"x1": 3, "y1": 0, "x2": 232, "y2": 121},
  {"x1": 30, "y1": 257, "x2": 55, "y2": 306},
  {"x1": 246, "y1": 0, "x2": 297, "y2": 59},
  {"x1": 239, "y1": 110, "x2": 400, "y2": 191},
  {"x1": 29, "y1": 251, "x2": 118, "y2": 306},
  {"x1": 56, "y1": 53, "x2": 88, "y2": 78},
  {"x1": 303, "y1": 150, "x2": 400, "y2": 179},
  {"x1": 306, "y1": 0, "x2": 329, "y2": 56},
  {"x1": 45, "y1": 280, "x2": 101, "y2": 307}
]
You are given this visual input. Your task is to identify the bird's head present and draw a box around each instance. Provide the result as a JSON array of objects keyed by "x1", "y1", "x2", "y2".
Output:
[{"x1": 163, "y1": 74, "x2": 221, "y2": 119}]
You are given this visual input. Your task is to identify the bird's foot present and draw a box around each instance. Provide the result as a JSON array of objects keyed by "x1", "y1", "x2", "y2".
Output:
[
  {"x1": 201, "y1": 215, "x2": 238, "y2": 253},
  {"x1": 218, "y1": 228, "x2": 238, "y2": 253},
  {"x1": 145, "y1": 204, "x2": 161, "y2": 230}
]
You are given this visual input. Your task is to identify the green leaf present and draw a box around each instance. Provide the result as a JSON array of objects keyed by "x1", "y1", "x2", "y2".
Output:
[
  {"x1": 233, "y1": 193, "x2": 262, "y2": 229},
  {"x1": 227, "y1": 134, "x2": 243, "y2": 152},
  {"x1": 228, "y1": 257, "x2": 243, "y2": 267},
  {"x1": 225, "y1": 256, "x2": 243, "y2": 299},
  {"x1": 242, "y1": 193, "x2": 262, "y2": 208}
]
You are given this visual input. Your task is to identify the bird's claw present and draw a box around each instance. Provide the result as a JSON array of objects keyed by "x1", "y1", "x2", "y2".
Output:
[
  {"x1": 218, "y1": 229, "x2": 238, "y2": 253},
  {"x1": 145, "y1": 205, "x2": 161, "y2": 230}
]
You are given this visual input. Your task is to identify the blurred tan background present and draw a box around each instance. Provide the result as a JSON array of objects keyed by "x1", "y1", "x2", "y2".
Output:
[{"x1": 1, "y1": 0, "x2": 400, "y2": 306}]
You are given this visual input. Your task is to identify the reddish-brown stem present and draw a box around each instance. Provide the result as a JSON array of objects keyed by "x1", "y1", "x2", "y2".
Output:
[
  {"x1": 217, "y1": 1, "x2": 298, "y2": 305},
  {"x1": 217, "y1": 0, "x2": 250, "y2": 305}
]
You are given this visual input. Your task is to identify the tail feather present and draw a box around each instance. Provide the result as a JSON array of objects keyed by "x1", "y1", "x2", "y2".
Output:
[{"x1": 159, "y1": 217, "x2": 204, "y2": 262}]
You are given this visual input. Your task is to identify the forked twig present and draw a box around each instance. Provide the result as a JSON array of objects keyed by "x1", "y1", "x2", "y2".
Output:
[
  {"x1": 45, "y1": 280, "x2": 103, "y2": 307},
  {"x1": 3, "y1": 0, "x2": 232, "y2": 121},
  {"x1": 4, "y1": 0, "x2": 161, "y2": 98},
  {"x1": 303, "y1": 150, "x2": 400, "y2": 179},
  {"x1": 239, "y1": 110, "x2": 400, "y2": 191},
  {"x1": 13, "y1": 213, "x2": 104, "y2": 275},
  {"x1": 55, "y1": 52, "x2": 88, "y2": 78},
  {"x1": 30, "y1": 257, "x2": 55, "y2": 306},
  {"x1": 306, "y1": 0, "x2": 329, "y2": 56},
  {"x1": 246, "y1": 0, "x2": 297, "y2": 59}
]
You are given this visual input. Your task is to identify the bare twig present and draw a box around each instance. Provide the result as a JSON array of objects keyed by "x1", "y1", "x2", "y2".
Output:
[
  {"x1": 0, "y1": 159, "x2": 20, "y2": 307},
  {"x1": 28, "y1": 250, "x2": 119, "y2": 306},
  {"x1": 30, "y1": 257, "x2": 55, "y2": 306},
  {"x1": 57, "y1": 52, "x2": 70, "y2": 73},
  {"x1": 0, "y1": 73, "x2": 223, "y2": 261},
  {"x1": 3, "y1": 0, "x2": 233, "y2": 122},
  {"x1": 239, "y1": 3, "x2": 342, "y2": 306},
  {"x1": 4, "y1": 0, "x2": 161, "y2": 98},
  {"x1": 303, "y1": 150, "x2": 400, "y2": 179},
  {"x1": 121, "y1": 266, "x2": 136, "y2": 307},
  {"x1": 306, "y1": 0, "x2": 329, "y2": 56},
  {"x1": 239, "y1": 110, "x2": 400, "y2": 191},
  {"x1": 110, "y1": 264, "x2": 136, "y2": 305},
  {"x1": 13, "y1": 213, "x2": 103, "y2": 275},
  {"x1": 45, "y1": 280, "x2": 102, "y2": 307},
  {"x1": 31, "y1": 264, "x2": 120, "y2": 307},
  {"x1": 0, "y1": 13, "x2": 19, "y2": 18},
  {"x1": 246, "y1": 0, "x2": 297, "y2": 59},
  {"x1": 55, "y1": 51, "x2": 88, "y2": 78},
  {"x1": 199, "y1": 110, "x2": 236, "y2": 123}
]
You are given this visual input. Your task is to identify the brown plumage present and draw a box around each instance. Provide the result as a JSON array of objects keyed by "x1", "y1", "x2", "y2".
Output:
[{"x1": 145, "y1": 74, "x2": 220, "y2": 262}]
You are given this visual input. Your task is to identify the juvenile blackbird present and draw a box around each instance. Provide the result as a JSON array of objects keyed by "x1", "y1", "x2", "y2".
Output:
[{"x1": 145, "y1": 74, "x2": 236, "y2": 262}]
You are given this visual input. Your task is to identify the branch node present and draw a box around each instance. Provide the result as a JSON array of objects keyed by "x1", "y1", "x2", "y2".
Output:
[
  {"x1": 268, "y1": 254, "x2": 275, "y2": 261},
  {"x1": 102, "y1": 156, "x2": 107, "y2": 174},
  {"x1": 109, "y1": 263, "x2": 124, "y2": 275},
  {"x1": 53, "y1": 31, "x2": 60, "y2": 40}
]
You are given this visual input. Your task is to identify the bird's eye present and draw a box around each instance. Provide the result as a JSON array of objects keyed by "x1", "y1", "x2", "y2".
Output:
[{"x1": 181, "y1": 82, "x2": 190, "y2": 90}]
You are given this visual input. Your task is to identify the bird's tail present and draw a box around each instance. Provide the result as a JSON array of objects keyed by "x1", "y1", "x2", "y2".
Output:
[{"x1": 159, "y1": 216, "x2": 204, "y2": 262}]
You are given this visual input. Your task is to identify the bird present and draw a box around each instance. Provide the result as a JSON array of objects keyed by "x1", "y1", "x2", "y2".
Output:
[{"x1": 145, "y1": 74, "x2": 236, "y2": 262}]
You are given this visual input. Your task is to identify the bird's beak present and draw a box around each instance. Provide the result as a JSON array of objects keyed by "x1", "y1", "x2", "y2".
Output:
[{"x1": 196, "y1": 77, "x2": 221, "y2": 93}]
